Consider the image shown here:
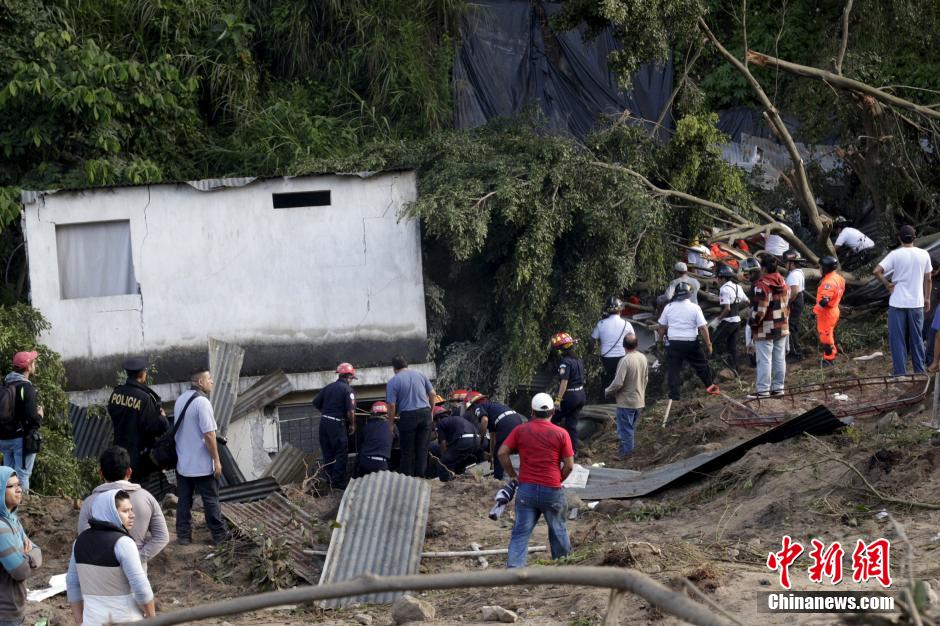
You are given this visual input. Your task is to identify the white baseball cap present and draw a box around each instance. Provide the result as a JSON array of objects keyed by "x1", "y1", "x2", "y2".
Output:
[{"x1": 531, "y1": 393, "x2": 554, "y2": 412}]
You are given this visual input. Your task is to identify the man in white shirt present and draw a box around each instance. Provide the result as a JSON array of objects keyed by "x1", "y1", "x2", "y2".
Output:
[
  {"x1": 873, "y1": 225, "x2": 934, "y2": 375},
  {"x1": 657, "y1": 283, "x2": 719, "y2": 401},
  {"x1": 833, "y1": 218, "x2": 877, "y2": 270},
  {"x1": 764, "y1": 210, "x2": 793, "y2": 258},
  {"x1": 173, "y1": 369, "x2": 228, "y2": 545},
  {"x1": 783, "y1": 249, "x2": 806, "y2": 360},
  {"x1": 687, "y1": 239, "x2": 714, "y2": 277},
  {"x1": 713, "y1": 264, "x2": 747, "y2": 374},
  {"x1": 591, "y1": 297, "x2": 635, "y2": 394},
  {"x1": 665, "y1": 262, "x2": 701, "y2": 305}
]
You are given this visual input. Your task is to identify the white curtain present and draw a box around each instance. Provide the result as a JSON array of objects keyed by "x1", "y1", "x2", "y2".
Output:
[{"x1": 56, "y1": 221, "x2": 137, "y2": 299}]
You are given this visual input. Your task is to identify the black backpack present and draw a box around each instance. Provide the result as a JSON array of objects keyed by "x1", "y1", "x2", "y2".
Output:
[
  {"x1": 0, "y1": 382, "x2": 20, "y2": 437},
  {"x1": 149, "y1": 392, "x2": 200, "y2": 470}
]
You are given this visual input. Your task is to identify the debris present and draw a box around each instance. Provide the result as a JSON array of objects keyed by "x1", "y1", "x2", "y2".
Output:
[
  {"x1": 391, "y1": 595, "x2": 436, "y2": 623},
  {"x1": 832, "y1": 393, "x2": 850, "y2": 401},
  {"x1": 875, "y1": 411, "x2": 900, "y2": 433},
  {"x1": 662, "y1": 399, "x2": 673, "y2": 427},
  {"x1": 564, "y1": 491, "x2": 585, "y2": 510},
  {"x1": 853, "y1": 351, "x2": 884, "y2": 361},
  {"x1": 717, "y1": 368, "x2": 737, "y2": 381},
  {"x1": 923, "y1": 581, "x2": 938, "y2": 606},
  {"x1": 261, "y1": 443, "x2": 307, "y2": 486},
  {"x1": 469, "y1": 542, "x2": 489, "y2": 569},
  {"x1": 428, "y1": 520, "x2": 451, "y2": 538},
  {"x1": 562, "y1": 464, "x2": 590, "y2": 488},
  {"x1": 874, "y1": 510, "x2": 889, "y2": 521},
  {"x1": 162, "y1": 493, "x2": 178, "y2": 511},
  {"x1": 481, "y1": 605, "x2": 519, "y2": 622},
  {"x1": 26, "y1": 573, "x2": 67, "y2": 602},
  {"x1": 208, "y1": 337, "x2": 246, "y2": 438},
  {"x1": 302, "y1": 546, "x2": 547, "y2": 558},
  {"x1": 354, "y1": 614, "x2": 373, "y2": 625}
]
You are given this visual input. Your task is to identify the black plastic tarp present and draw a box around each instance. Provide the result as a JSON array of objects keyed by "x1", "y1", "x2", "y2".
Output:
[{"x1": 454, "y1": 1, "x2": 674, "y2": 140}]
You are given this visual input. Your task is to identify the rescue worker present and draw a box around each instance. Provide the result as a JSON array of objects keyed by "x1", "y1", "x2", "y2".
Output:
[
  {"x1": 550, "y1": 332, "x2": 586, "y2": 455},
  {"x1": 357, "y1": 401, "x2": 392, "y2": 477},
  {"x1": 665, "y1": 262, "x2": 701, "y2": 305},
  {"x1": 107, "y1": 356, "x2": 168, "y2": 483},
  {"x1": 657, "y1": 282, "x2": 720, "y2": 401},
  {"x1": 783, "y1": 249, "x2": 806, "y2": 361},
  {"x1": 713, "y1": 264, "x2": 747, "y2": 374},
  {"x1": 591, "y1": 296, "x2": 635, "y2": 393},
  {"x1": 765, "y1": 208, "x2": 794, "y2": 258},
  {"x1": 832, "y1": 216, "x2": 877, "y2": 270},
  {"x1": 448, "y1": 389, "x2": 469, "y2": 417},
  {"x1": 433, "y1": 406, "x2": 480, "y2": 482},
  {"x1": 312, "y1": 363, "x2": 357, "y2": 489},
  {"x1": 741, "y1": 257, "x2": 762, "y2": 366},
  {"x1": 465, "y1": 391, "x2": 524, "y2": 480},
  {"x1": 814, "y1": 256, "x2": 846, "y2": 366},
  {"x1": 687, "y1": 237, "x2": 714, "y2": 277}
]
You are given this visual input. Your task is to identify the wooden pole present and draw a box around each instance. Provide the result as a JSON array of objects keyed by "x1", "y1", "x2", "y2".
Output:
[
  {"x1": 134, "y1": 567, "x2": 736, "y2": 626},
  {"x1": 604, "y1": 589, "x2": 628, "y2": 625},
  {"x1": 661, "y1": 400, "x2": 673, "y2": 428}
]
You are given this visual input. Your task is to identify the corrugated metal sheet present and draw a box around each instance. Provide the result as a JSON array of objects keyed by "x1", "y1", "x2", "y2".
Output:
[
  {"x1": 261, "y1": 443, "x2": 308, "y2": 486},
  {"x1": 218, "y1": 441, "x2": 246, "y2": 486},
  {"x1": 570, "y1": 406, "x2": 844, "y2": 500},
  {"x1": 139, "y1": 471, "x2": 176, "y2": 501},
  {"x1": 208, "y1": 337, "x2": 245, "y2": 437},
  {"x1": 69, "y1": 403, "x2": 113, "y2": 459},
  {"x1": 222, "y1": 493, "x2": 322, "y2": 583},
  {"x1": 318, "y1": 470, "x2": 431, "y2": 607},
  {"x1": 185, "y1": 177, "x2": 257, "y2": 191},
  {"x1": 231, "y1": 371, "x2": 293, "y2": 424},
  {"x1": 219, "y1": 476, "x2": 280, "y2": 503}
]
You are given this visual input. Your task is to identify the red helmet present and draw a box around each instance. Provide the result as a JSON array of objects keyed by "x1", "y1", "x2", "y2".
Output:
[
  {"x1": 448, "y1": 389, "x2": 468, "y2": 403},
  {"x1": 336, "y1": 362, "x2": 356, "y2": 378},
  {"x1": 551, "y1": 332, "x2": 575, "y2": 349},
  {"x1": 464, "y1": 390, "x2": 487, "y2": 409},
  {"x1": 370, "y1": 401, "x2": 388, "y2": 414},
  {"x1": 432, "y1": 406, "x2": 449, "y2": 419}
]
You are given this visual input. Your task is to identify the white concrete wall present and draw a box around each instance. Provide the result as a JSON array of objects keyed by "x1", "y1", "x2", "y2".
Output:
[
  {"x1": 226, "y1": 409, "x2": 279, "y2": 480},
  {"x1": 23, "y1": 172, "x2": 426, "y2": 386}
]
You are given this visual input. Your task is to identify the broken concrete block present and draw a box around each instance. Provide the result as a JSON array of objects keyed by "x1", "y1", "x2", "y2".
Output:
[
  {"x1": 354, "y1": 613, "x2": 373, "y2": 625},
  {"x1": 481, "y1": 605, "x2": 519, "y2": 623},
  {"x1": 392, "y1": 595, "x2": 435, "y2": 624},
  {"x1": 162, "y1": 493, "x2": 178, "y2": 511},
  {"x1": 565, "y1": 491, "x2": 584, "y2": 510},
  {"x1": 875, "y1": 411, "x2": 900, "y2": 433}
]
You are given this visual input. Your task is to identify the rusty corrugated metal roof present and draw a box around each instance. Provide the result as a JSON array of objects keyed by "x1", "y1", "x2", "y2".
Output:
[
  {"x1": 69, "y1": 403, "x2": 113, "y2": 459},
  {"x1": 208, "y1": 337, "x2": 245, "y2": 438},
  {"x1": 221, "y1": 492, "x2": 323, "y2": 583},
  {"x1": 231, "y1": 371, "x2": 293, "y2": 424},
  {"x1": 261, "y1": 443, "x2": 307, "y2": 486},
  {"x1": 318, "y1": 471, "x2": 431, "y2": 607}
]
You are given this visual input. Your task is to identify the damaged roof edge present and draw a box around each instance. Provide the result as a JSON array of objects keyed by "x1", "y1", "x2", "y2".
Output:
[{"x1": 20, "y1": 169, "x2": 414, "y2": 205}]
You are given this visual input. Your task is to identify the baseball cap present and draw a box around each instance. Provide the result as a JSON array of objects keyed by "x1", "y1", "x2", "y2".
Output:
[
  {"x1": 674, "y1": 262, "x2": 688, "y2": 272},
  {"x1": 899, "y1": 225, "x2": 916, "y2": 241},
  {"x1": 12, "y1": 351, "x2": 38, "y2": 369},
  {"x1": 531, "y1": 392, "x2": 554, "y2": 412}
]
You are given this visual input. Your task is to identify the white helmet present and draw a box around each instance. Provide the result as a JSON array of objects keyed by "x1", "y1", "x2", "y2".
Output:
[{"x1": 531, "y1": 393, "x2": 554, "y2": 412}]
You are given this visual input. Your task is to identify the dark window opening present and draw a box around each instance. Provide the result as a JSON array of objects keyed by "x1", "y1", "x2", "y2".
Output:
[{"x1": 272, "y1": 190, "x2": 331, "y2": 209}]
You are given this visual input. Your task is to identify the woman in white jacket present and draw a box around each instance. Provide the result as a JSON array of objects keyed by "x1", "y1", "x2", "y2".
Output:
[{"x1": 66, "y1": 489, "x2": 155, "y2": 625}]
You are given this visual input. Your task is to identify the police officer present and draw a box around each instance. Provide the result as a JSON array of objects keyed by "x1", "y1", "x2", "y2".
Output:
[
  {"x1": 357, "y1": 401, "x2": 392, "y2": 477},
  {"x1": 433, "y1": 406, "x2": 479, "y2": 482},
  {"x1": 465, "y1": 391, "x2": 524, "y2": 480},
  {"x1": 550, "y1": 332, "x2": 586, "y2": 455},
  {"x1": 107, "y1": 356, "x2": 167, "y2": 482},
  {"x1": 312, "y1": 363, "x2": 357, "y2": 489}
]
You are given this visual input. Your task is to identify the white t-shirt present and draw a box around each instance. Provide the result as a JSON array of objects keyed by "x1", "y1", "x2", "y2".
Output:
[
  {"x1": 786, "y1": 268, "x2": 805, "y2": 294},
  {"x1": 719, "y1": 281, "x2": 747, "y2": 323},
  {"x1": 765, "y1": 225, "x2": 793, "y2": 256},
  {"x1": 687, "y1": 245, "x2": 714, "y2": 276},
  {"x1": 658, "y1": 300, "x2": 707, "y2": 340},
  {"x1": 665, "y1": 275, "x2": 701, "y2": 305},
  {"x1": 591, "y1": 315, "x2": 635, "y2": 358},
  {"x1": 835, "y1": 227, "x2": 875, "y2": 252},
  {"x1": 174, "y1": 390, "x2": 218, "y2": 477},
  {"x1": 878, "y1": 247, "x2": 933, "y2": 308}
]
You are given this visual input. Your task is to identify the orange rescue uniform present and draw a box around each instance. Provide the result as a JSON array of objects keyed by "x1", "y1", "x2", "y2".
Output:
[{"x1": 813, "y1": 271, "x2": 846, "y2": 361}]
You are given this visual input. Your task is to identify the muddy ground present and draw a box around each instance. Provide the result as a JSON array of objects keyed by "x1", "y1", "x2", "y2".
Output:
[{"x1": 17, "y1": 350, "x2": 940, "y2": 626}]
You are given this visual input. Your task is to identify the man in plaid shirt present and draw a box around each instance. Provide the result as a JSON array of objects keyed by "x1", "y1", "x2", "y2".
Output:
[{"x1": 748, "y1": 256, "x2": 790, "y2": 398}]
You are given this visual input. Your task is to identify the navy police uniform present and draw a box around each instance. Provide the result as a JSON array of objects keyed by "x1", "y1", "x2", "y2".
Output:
[
  {"x1": 436, "y1": 414, "x2": 480, "y2": 482},
  {"x1": 107, "y1": 357, "x2": 167, "y2": 480},
  {"x1": 313, "y1": 379, "x2": 355, "y2": 489},
  {"x1": 554, "y1": 354, "x2": 586, "y2": 453},
  {"x1": 471, "y1": 400, "x2": 524, "y2": 480},
  {"x1": 357, "y1": 416, "x2": 392, "y2": 476}
]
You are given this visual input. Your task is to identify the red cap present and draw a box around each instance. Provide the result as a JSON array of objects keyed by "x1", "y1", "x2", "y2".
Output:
[{"x1": 12, "y1": 351, "x2": 38, "y2": 369}]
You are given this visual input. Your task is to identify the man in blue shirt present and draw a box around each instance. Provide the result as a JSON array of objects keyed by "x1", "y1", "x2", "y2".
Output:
[
  {"x1": 313, "y1": 363, "x2": 357, "y2": 490},
  {"x1": 466, "y1": 391, "x2": 524, "y2": 480},
  {"x1": 357, "y1": 401, "x2": 392, "y2": 477},
  {"x1": 432, "y1": 406, "x2": 479, "y2": 482},
  {"x1": 386, "y1": 356, "x2": 435, "y2": 477}
]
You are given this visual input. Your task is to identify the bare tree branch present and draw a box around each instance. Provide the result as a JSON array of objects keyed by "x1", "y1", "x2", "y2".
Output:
[
  {"x1": 698, "y1": 18, "x2": 832, "y2": 253},
  {"x1": 835, "y1": 0, "x2": 854, "y2": 75},
  {"x1": 747, "y1": 50, "x2": 940, "y2": 122},
  {"x1": 653, "y1": 43, "x2": 703, "y2": 136}
]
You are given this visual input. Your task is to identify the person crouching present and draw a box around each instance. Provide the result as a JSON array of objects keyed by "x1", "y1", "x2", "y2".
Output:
[{"x1": 357, "y1": 402, "x2": 393, "y2": 477}]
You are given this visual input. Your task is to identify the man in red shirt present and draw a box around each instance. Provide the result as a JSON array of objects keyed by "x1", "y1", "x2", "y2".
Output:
[{"x1": 497, "y1": 393, "x2": 574, "y2": 568}]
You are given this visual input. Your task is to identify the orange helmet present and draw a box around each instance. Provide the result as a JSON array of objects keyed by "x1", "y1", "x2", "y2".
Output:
[
  {"x1": 370, "y1": 401, "x2": 388, "y2": 414},
  {"x1": 551, "y1": 332, "x2": 575, "y2": 349},
  {"x1": 448, "y1": 389, "x2": 468, "y2": 403},
  {"x1": 336, "y1": 362, "x2": 357, "y2": 378},
  {"x1": 464, "y1": 390, "x2": 487, "y2": 409},
  {"x1": 431, "y1": 393, "x2": 446, "y2": 406},
  {"x1": 432, "y1": 406, "x2": 449, "y2": 419}
]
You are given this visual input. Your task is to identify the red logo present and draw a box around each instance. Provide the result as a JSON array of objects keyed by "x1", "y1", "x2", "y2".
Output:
[
  {"x1": 766, "y1": 535, "x2": 805, "y2": 589},
  {"x1": 767, "y1": 537, "x2": 892, "y2": 589},
  {"x1": 807, "y1": 539, "x2": 845, "y2": 585},
  {"x1": 851, "y1": 539, "x2": 892, "y2": 588}
]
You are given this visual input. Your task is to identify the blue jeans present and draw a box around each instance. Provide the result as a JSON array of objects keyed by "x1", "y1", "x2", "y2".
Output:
[
  {"x1": 176, "y1": 474, "x2": 227, "y2": 542},
  {"x1": 615, "y1": 408, "x2": 640, "y2": 456},
  {"x1": 507, "y1": 483, "x2": 571, "y2": 568},
  {"x1": 755, "y1": 338, "x2": 787, "y2": 393},
  {"x1": 0, "y1": 438, "x2": 36, "y2": 493},
  {"x1": 888, "y1": 307, "x2": 926, "y2": 375}
]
